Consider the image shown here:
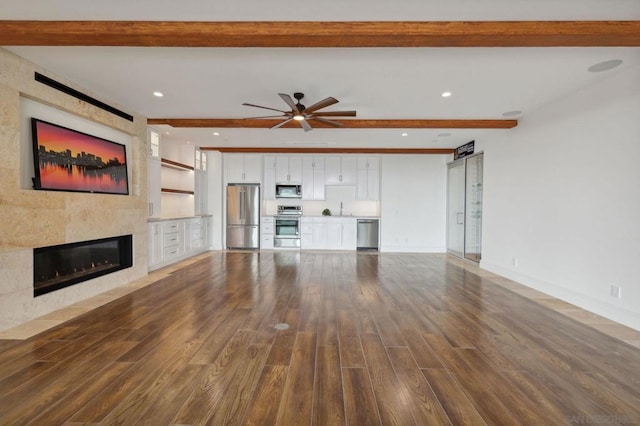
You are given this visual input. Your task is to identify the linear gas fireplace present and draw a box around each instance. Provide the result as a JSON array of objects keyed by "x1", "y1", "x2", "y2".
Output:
[{"x1": 33, "y1": 235, "x2": 133, "y2": 297}]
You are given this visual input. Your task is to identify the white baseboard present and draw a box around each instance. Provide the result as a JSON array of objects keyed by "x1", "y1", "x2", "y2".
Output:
[
  {"x1": 379, "y1": 245, "x2": 446, "y2": 253},
  {"x1": 481, "y1": 261, "x2": 640, "y2": 332}
]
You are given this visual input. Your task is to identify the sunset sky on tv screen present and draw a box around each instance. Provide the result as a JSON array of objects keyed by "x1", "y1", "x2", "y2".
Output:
[{"x1": 35, "y1": 121, "x2": 126, "y2": 163}]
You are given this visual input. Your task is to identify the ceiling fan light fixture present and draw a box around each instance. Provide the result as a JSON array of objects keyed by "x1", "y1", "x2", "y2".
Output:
[{"x1": 293, "y1": 114, "x2": 305, "y2": 121}]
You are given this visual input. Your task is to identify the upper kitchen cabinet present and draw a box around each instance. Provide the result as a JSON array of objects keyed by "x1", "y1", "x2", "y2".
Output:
[
  {"x1": 325, "y1": 156, "x2": 357, "y2": 186},
  {"x1": 147, "y1": 128, "x2": 161, "y2": 218},
  {"x1": 225, "y1": 154, "x2": 262, "y2": 183},
  {"x1": 302, "y1": 156, "x2": 325, "y2": 200},
  {"x1": 263, "y1": 155, "x2": 276, "y2": 200},
  {"x1": 275, "y1": 156, "x2": 303, "y2": 183},
  {"x1": 356, "y1": 156, "x2": 380, "y2": 201},
  {"x1": 194, "y1": 150, "x2": 208, "y2": 216}
]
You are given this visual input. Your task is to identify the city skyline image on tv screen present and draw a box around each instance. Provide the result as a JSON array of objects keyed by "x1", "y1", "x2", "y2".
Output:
[{"x1": 31, "y1": 118, "x2": 129, "y2": 195}]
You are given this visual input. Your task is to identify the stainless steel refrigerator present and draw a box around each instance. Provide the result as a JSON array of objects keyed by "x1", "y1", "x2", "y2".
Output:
[{"x1": 226, "y1": 184, "x2": 260, "y2": 249}]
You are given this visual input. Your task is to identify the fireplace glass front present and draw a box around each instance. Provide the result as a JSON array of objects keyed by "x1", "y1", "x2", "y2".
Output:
[{"x1": 33, "y1": 235, "x2": 133, "y2": 296}]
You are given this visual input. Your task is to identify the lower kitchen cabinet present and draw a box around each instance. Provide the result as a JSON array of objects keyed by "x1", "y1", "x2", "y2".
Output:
[
  {"x1": 300, "y1": 217, "x2": 356, "y2": 250},
  {"x1": 260, "y1": 216, "x2": 274, "y2": 249},
  {"x1": 148, "y1": 222, "x2": 163, "y2": 266},
  {"x1": 148, "y1": 216, "x2": 211, "y2": 271},
  {"x1": 326, "y1": 218, "x2": 357, "y2": 250}
]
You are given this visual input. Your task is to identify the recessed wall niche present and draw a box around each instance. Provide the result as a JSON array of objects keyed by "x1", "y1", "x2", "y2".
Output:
[{"x1": 19, "y1": 97, "x2": 132, "y2": 191}]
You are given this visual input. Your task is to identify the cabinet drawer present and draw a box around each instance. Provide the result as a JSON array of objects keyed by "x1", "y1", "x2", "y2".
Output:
[
  {"x1": 191, "y1": 238, "x2": 203, "y2": 249},
  {"x1": 163, "y1": 245, "x2": 180, "y2": 258},
  {"x1": 261, "y1": 234, "x2": 274, "y2": 249},
  {"x1": 163, "y1": 232, "x2": 179, "y2": 247},
  {"x1": 262, "y1": 223, "x2": 274, "y2": 233},
  {"x1": 261, "y1": 216, "x2": 274, "y2": 224},
  {"x1": 162, "y1": 221, "x2": 179, "y2": 233},
  {"x1": 192, "y1": 228, "x2": 202, "y2": 240}
]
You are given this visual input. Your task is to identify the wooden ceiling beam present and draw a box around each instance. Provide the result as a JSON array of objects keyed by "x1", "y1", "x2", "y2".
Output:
[
  {"x1": 1, "y1": 21, "x2": 639, "y2": 47},
  {"x1": 147, "y1": 118, "x2": 517, "y2": 129},
  {"x1": 201, "y1": 147, "x2": 455, "y2": 154}
]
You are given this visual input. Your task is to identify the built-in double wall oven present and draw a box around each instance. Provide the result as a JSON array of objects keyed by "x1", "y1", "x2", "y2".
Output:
[{"x1": 274, "y1": 205, "x2": 302, "y2": 248}]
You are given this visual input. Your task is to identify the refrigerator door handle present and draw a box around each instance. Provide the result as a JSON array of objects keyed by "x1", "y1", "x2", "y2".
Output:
[{"x1": 239, "y1": 191, "x2": 245, "y2": 221}]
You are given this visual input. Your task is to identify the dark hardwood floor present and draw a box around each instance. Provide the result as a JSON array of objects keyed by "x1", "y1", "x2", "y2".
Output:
[{"x1": 1, "y1": 251, "x2": 639, "y2": 425}]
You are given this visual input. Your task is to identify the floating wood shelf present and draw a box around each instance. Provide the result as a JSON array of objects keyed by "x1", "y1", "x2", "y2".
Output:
[
  {"x1": 161, "y1": 188, "x2": 194, "y2": 195},
  {"x1": 161, "y1": 158, "x2": 194, "y2": 171}
]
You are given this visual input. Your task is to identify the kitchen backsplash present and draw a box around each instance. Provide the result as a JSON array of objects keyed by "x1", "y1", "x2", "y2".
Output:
[{"x1": 263, "y1": 186, "x2": 379, "y2": 217}]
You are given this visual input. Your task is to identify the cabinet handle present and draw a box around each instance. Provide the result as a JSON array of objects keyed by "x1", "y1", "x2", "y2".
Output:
[{"x1": 149, "y1": 203, "x2": 153, "y2": 216}]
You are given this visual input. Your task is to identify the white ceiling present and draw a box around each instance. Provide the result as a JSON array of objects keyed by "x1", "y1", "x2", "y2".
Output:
[{"x1": 2, "y1": 0, "x2": 640, "y2": 149}]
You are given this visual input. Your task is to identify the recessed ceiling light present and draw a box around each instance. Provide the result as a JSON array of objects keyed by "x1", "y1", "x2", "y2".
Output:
[
  {"x1": 165, "y1": 131, "x2": 170, "y2": 135},
  {"x1": 588, "y1": 59, "x2": 623, "y2": 73},
  {"x1": 441, "y1": 91, "x2": 452, "y2": 98},
  {"x1": 438, "y1": 133, "x2": 451, "y2": 137},
  {"x1": 502, "y1": 110, "x2": 522, "y2": 117},
  {"x1": 402, "y1": 133, "x2": 408, "y2": 137},
  {"x1": 213, "y1": 132, "x2": 220, "y2": 136},
  {"x1": 153, "y1": 91, "x2": 164, "y2": 97}
]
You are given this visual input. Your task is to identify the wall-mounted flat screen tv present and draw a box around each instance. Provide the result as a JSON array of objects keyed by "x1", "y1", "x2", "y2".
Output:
[{"x1": 31, "y1": 118, "x2": 129, "y2": 195}]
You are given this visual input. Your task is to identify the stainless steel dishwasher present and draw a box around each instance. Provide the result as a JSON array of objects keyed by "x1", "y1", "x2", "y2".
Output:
[{"x1": 357, "y1": 219, "x2": 379, "y2": 251}]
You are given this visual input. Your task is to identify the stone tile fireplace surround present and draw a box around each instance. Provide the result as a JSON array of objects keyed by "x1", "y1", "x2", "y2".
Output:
[{"x1": 0, "y1": 47, "x2": 148, "y2": 332}]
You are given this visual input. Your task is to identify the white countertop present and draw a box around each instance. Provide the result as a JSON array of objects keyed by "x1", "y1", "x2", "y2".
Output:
[
  {"x1": 293, "y1": 215, "x2": 379, "y2": 219},
  {"x1": 148, "y1": 214, "x2": 212, "y2": 223}
]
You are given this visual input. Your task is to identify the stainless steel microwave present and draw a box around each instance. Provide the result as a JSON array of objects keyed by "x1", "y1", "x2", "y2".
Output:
[{"x1": 275, "y1": 184, "x2": 302, "y2": 198}]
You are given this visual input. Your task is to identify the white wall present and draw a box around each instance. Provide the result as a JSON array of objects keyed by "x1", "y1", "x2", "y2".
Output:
[
  {"x1": 476, "y1": 65, "x2": 640, "y2": 331},
  {"x1": 380, "y1": 155, "x2": 448, "y2": 252},
  {"x1": 207, "y1": 150, "x2": 224, "y2": 249}
]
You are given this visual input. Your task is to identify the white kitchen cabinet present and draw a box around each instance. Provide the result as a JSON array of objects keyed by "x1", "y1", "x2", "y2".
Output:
[
  {"x1": 148, "y1": 217, "x2": 211, "y2": 271},
  {"x1": 312, "y1": 218, "x2": 328, "y2": 249},
  {"x1": 275, "y1": 156, "x2": 302, "y2": 183},
  {"x1": 341, "y1": 218, "x2": 357, "y2": 250},
  {"x1": 302, "y1": 217, "x2": 355, "y2": 250},
  {"x1": 302, "y1": 157, "x2": 325, "y2": 200},
  {"x1": 325, "y1": 156, "x2": 357, "y2": 186},
  {"x1": 226, "y1": 154, "x2": 262, "y2": 183},
  {"x1": 263, "y1": 156, "x2": 276, "y2": 200},
  {"x1": 260, "y1": 216, "x2": 274, "y2": 249},
  {"x1": 147, "y1": 156, "x2": 161, "y2": 218},
  {"x1": 356, "y1": 156, "x2": 380, "y2": 201},
  {"x1": 148, "y1": 222, "x2": 163, "y2": 268},
  {"x1": 194, "y1": 169, "x2": 208, "y2": 215},
  {"x1": 300, "y1": 217, "x2": 329, "y2": 249},
  {"x1": 148, "y1": 128, "x2": 160, "y2": 158},
  {"x1": 326, "y1": 221, "x2": 342, "y2": 250},
  {"x1": 300, "y1": 217, "x2": 313, "y2": 249}
]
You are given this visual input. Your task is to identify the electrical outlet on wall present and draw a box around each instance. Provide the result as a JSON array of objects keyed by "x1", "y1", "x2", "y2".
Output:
[
  {"x1": 511, "y1": 257, "x2": 518, "y2": 267},
  {"x1": 610, "y1": 285, "x2": 622, "y2": 299}
]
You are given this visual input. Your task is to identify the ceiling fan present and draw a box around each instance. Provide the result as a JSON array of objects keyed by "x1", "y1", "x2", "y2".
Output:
[{"x1": 242, "y1": 92, "x2": 356, "y2": 132}]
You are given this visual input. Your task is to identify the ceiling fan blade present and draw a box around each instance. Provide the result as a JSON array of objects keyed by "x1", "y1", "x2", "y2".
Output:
[
  {"x1": 304, "y1": 97, "x2": 338, "y2": 114},
  {"x1": 244, "y1": 114, "x2": 290, "y2": 119},
  {"x1": 312, "y1": 110, "x2": 357, "y2": 117},
  {"x1": 311, "y1": 117, "x2": 344, "y2": 127},
  {"x1": 278, "y1": 93, "x2": 301, "y2": 114},
  {"x1": 300, "y1": 119, "x2": 313, "y2": 132},
  {"x1": 271, "y1": 118, "x2": 293, "y2": 129},
  {"x1": 243, "y1": 103, "x2": 289, "y2": 113}
]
